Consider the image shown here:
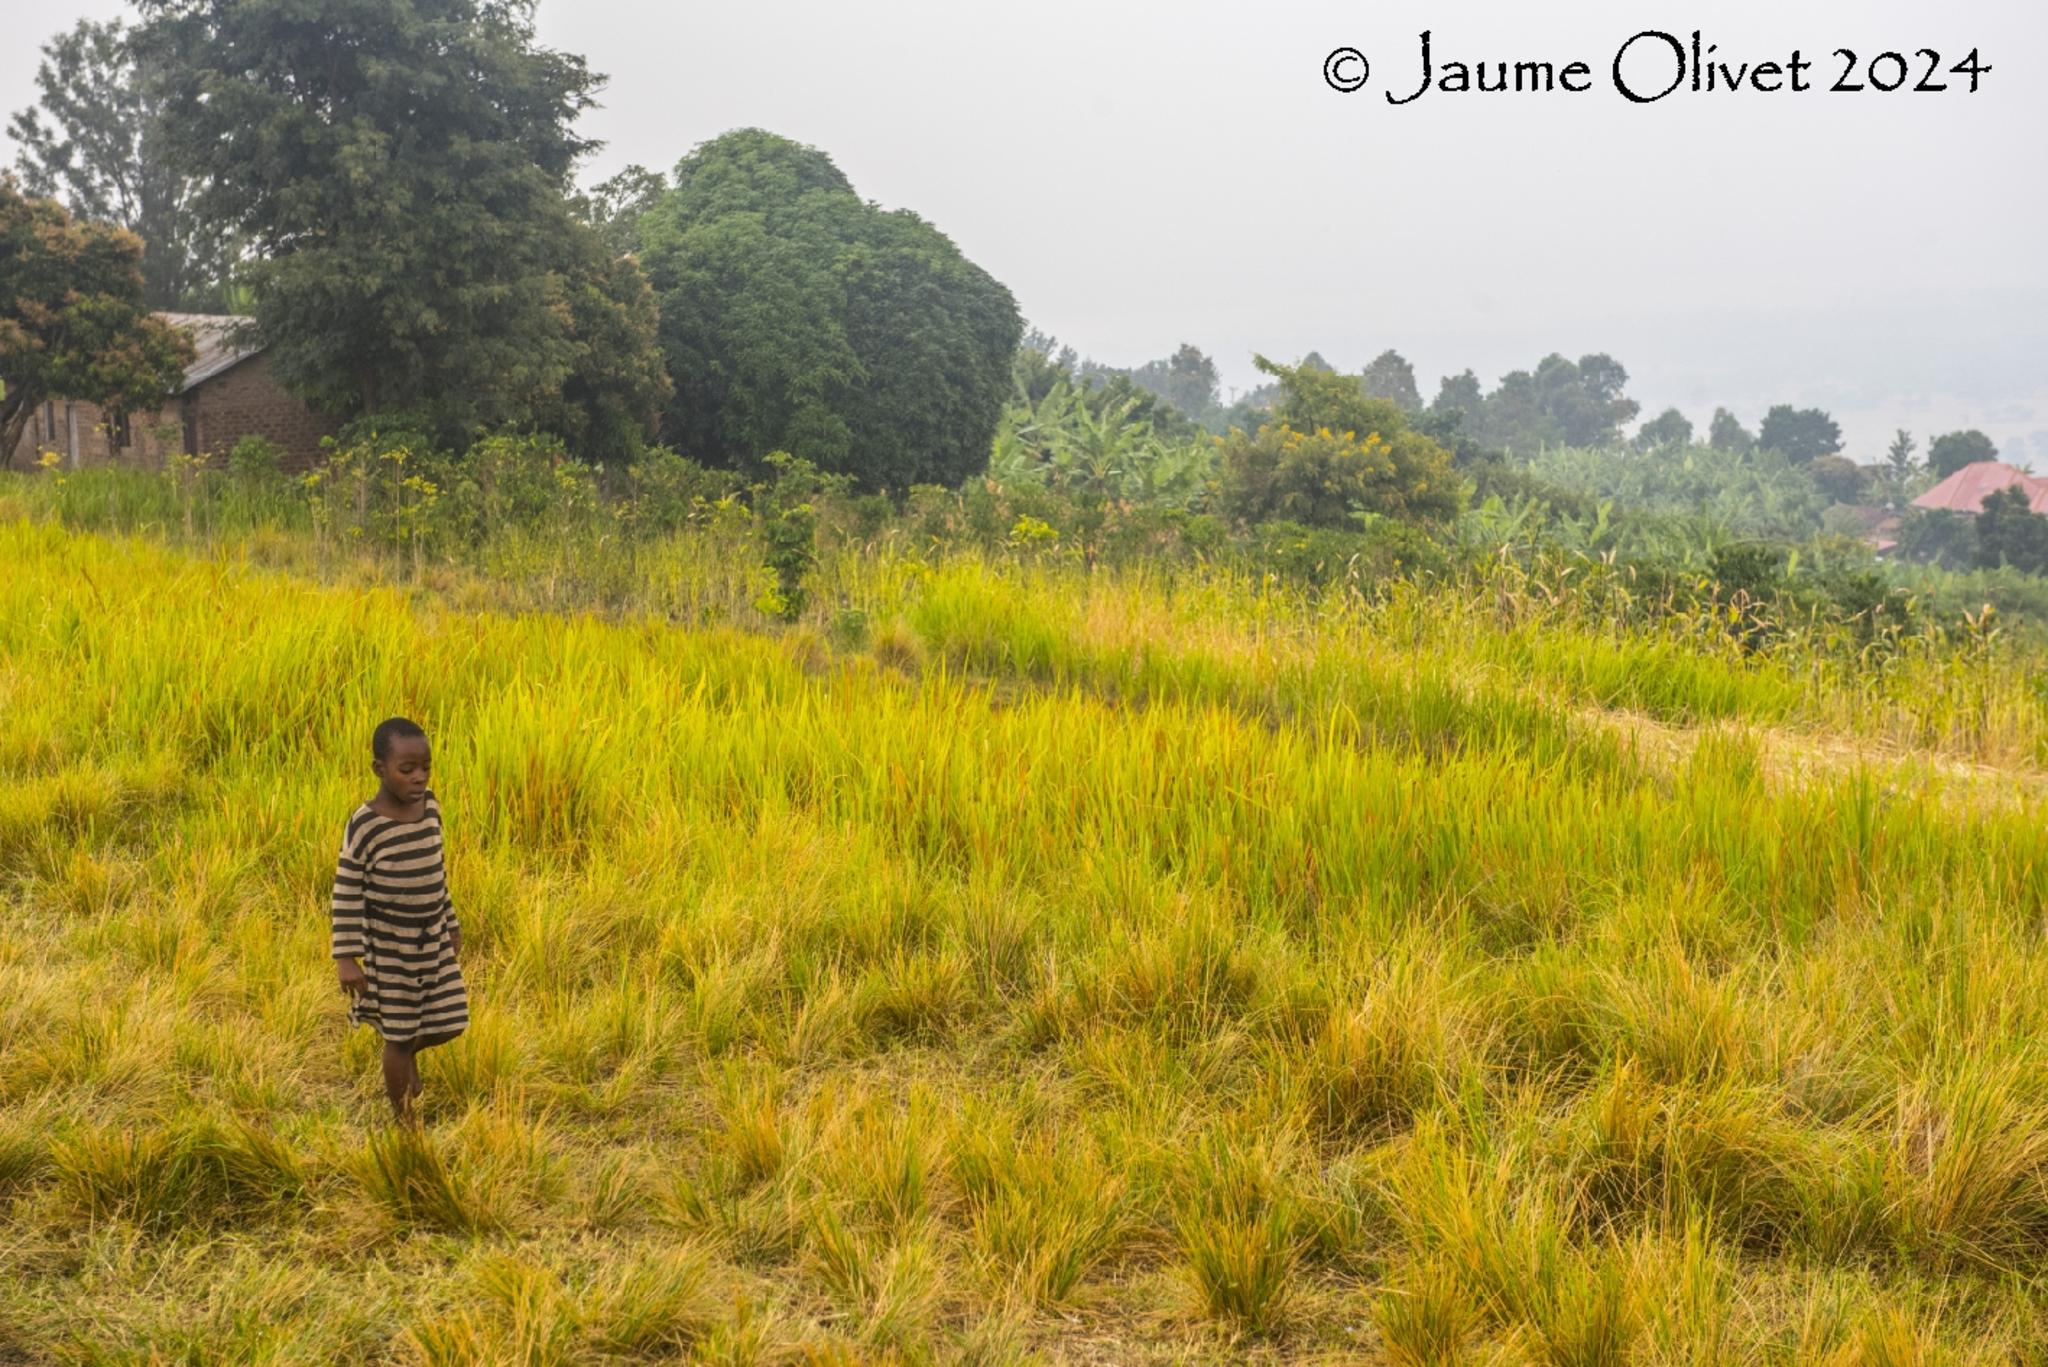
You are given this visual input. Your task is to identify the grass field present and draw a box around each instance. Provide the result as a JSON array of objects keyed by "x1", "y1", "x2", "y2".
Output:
[{"x1": 7, "y1": 509, "x2": 2048, "y2": 1364}]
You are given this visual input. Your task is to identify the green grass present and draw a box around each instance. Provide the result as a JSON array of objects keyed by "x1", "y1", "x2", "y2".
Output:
[{"x1": 5, "y1": 512, "x2": 2048, "y2": 1362}]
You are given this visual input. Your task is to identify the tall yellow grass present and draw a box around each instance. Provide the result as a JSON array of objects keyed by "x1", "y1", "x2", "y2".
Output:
[{"x1": 5, "y1": 517, "x2": 2048, "y2": 1362}]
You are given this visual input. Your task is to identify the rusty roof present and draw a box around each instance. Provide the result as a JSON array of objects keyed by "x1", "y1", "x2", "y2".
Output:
[
  {"x1": 1912, "y1": 460, "x2": 2048, "y2": 516},
  {"x1": 157, "y1": 313, "x2": 264, "y2": 392}
]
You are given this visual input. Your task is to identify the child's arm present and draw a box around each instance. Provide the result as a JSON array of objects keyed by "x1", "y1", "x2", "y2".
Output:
[
  {"x1": 443, "y1": 887, "x2": 461, "y2": 956},
  {"x1": 332, "y1": 824, "x2": 369, "y2": 993}
]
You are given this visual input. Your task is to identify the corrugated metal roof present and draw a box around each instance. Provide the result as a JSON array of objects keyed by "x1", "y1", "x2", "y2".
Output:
[
  {"x1": 1911, "y1": 461, "x2": 2048, "y2": 516},
  {"x1": 157, "y1": 312, "x2": 263, "y2": 392}
]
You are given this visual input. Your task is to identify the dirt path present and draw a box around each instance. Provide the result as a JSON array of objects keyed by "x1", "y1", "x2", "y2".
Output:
[{"x1": 1581, "y1": 704, "x2": 2048, "y2": 808}]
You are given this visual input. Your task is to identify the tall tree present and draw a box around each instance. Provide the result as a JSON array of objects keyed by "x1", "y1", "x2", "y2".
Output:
[
  {"x1": 1359, "y1": 349, "x2": 1421, "y2": 413},
  {"x1": 1126, "y1": 343, "x2": 1220, "y2": 422},
  {"x1": 637, "y1": 129, "x2": 1021, "y2": 490},
  {"x1": 1634, "y1": 407, "x2": 1694, "y2": 451},
  {"x1": 0, "y1": 180, "x2": 193, "y2": 465},
  {"x1": 135, "y1": 0, "x2": 638, "y2": 440},
  {"x1": 8, "y1": 19, "x2": 235, "y2": 311},
  {"x1": 1457, "y1": 353, "x2": 1639, "y2": 453},
  {"x1": 575, "y1": 163, "x2": 666, "y2": 258},
  {"x1": 1756, "y1": 405, "x2": 1842, "y2": 464},
  {"x1": 1431, "y1": 370, "x2": 1483, "y2": 424},
  {"x1": 1877, "y1": 428, "x2": 1920, "y2": 511},
  {"x1": 1927, "y1": 429, "x2": 1998, "y2": 479},
  {"x1": 1707, "y1": 407, "x2": 1754, "y2": 454},
  {"x1": 1974, "y1": 487, "x2": 2048, "y2": 574}
]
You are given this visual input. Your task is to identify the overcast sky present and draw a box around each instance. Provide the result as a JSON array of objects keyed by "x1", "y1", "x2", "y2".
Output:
[{"x1": 5, "y1": 0, "x2": 2044, "y2": 461}]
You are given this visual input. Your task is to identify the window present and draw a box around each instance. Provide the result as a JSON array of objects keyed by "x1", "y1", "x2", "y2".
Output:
[{"x1": 109, "y1": 411, "x2": 132, "y2": 449}]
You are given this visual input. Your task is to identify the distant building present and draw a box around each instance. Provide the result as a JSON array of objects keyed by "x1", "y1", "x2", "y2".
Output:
[
  {"x1": 7, "y1": 314, "x2": 339, "y2": 471},
  {"x1": 1912, "y1": 461, "x2": 2048, "y2": 517},
  {"x1": 1837, "y1": 504, "x2": 1902, "y2": 555}
]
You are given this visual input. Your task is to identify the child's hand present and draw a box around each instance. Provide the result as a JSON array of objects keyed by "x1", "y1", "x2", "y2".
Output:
[
  {"x1": 449, "y1": 927, "x2": 463, "y2": 958},
  {"x1": 337, "y1": 957, "x2": 368, "y2": 998}
]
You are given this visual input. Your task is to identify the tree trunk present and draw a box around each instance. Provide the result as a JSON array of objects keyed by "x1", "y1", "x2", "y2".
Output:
[{"x1": 0, "y1": 387, "x2": 39, "y2": 470}]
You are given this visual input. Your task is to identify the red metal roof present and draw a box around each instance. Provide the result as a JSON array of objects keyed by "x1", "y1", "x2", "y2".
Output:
[{"x1": 1912, "y1": 461, "x2": 2048, "y2": 516}]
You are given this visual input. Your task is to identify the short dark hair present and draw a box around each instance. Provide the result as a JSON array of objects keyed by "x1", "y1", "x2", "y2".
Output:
[{"x1": 372, "y1": 716, "x2": 428, "y2": 761}]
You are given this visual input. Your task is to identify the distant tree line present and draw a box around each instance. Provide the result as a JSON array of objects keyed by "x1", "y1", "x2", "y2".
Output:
[{"x1": 7, "y1": 0, "x2": 2040, "y2": 586}]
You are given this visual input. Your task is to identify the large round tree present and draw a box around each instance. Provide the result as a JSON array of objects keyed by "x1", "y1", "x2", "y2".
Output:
[{"x1": 638, "y1": 130, "x2": 1021, "y2": 490}]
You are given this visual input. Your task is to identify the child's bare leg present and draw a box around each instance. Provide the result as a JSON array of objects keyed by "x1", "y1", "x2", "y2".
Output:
[
  {"x1": 381, "y1": 1041, "x2": 417, "y2": 1122},
  {"x1": 404, "y1": 1032, "x2": 459, "y2": 1113}
]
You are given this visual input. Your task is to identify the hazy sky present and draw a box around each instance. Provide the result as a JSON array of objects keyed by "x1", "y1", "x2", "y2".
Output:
[{"x1": 6, "y1": 0, "x2": 2044, "y2": 461}]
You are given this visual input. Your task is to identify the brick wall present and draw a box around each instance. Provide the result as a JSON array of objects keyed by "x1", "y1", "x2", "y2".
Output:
[
  {"x1": 5, "y1": 353, "x2": 339, "y2": 473},
  {"x1": 186, "y1": 353, "x2": 339, "y2": 471},
  {"x1": 6, "y1": 396, "x2": 181, "y2": 470}
]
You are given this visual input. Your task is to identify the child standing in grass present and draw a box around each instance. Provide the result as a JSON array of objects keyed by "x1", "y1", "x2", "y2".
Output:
[{"x1": 332, "y1": 717, "x2": 469, "y2": 1122}]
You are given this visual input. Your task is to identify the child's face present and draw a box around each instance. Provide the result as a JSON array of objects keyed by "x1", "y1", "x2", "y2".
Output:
[{"x1": 374, "y1": 735, "x2": 432, "y2": 804}]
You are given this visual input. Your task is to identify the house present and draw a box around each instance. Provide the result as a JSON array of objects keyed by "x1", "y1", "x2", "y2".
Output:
[
  {"x1": 7, "y1": 314, "x2": 339, "y2": 472},
  {"x1": 1836, "y1": 504, "x2": 1902, "y2": 555},
  {"x1": 1912, "y1": 461, "x2": 2048, "y2": 517}
]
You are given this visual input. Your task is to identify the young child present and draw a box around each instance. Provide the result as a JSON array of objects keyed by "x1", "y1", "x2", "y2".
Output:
[{"x1": 332, "y1": 717, "x2": 468, "y2": 1122}]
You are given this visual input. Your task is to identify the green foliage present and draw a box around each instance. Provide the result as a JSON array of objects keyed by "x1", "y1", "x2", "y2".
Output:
[
  {"x1": 1635, "y1": 407, "x2": 1695, "y2": 452},
  {"x1": 1117, "y1": 342, "x2": 1223, "y2": 427},
  {"x1": 1451, "y1": 352, "x2": 1641, "y2": 454},
  {"x1": 992, "y1": 376, "x2": 1215, "y2": 514},
  {"x1": 574, "y1": 163, "x2": 666, "y2": 257},
  {"x1": 226, "y1": 435, "x2": 283, "y2": 484},
  {"x1": 529, "y1": 242, "x2": 672, "y2": 464},
  {"x1": 0, "y1": 180, "x2": 194, "y2": 465},
  {"x1": 622, "y1": 446, "x2": 741, "y2": 537},
  {"x1": 1226, "y1": 356, "x2": 1461, "y2": 531},
  {"x1": 639, "y1": 129, "x2": 1022, "y2": 491},
  {"x1": 1808, "y1": 454, "x2": 1870, "y2": 506},
  {"x1": 8, "y1": 18, "x2": 235, "y2": 310},
  {"x1": 1243, "y1": 516, "x2": 1449, "y2": 586},
  {"x1": 1974, "y1": 488, "x2": 2048, "y2": 575},
  {"x1": 751, "y1": 451, "x2": 845, "y2": 621},
  {"x1": 1928, "y1": 429, "x2": 1999, "y2": 479},
  {"x1": 1892, "y1": 508, "x2": 1976, "y2": 571},
  {"x1": 1876, "y1": 429, "x2": 1924, "y2": 511},
  {"x1": 137, "y1": 0, "x2": 659, "y2": 447},
  {"x1": 1708, "y1": 407, "x2": 1755, "y2": 454},
  {"x1": 1756, "y1": 405, "x2": 1842, "y2": 464},
  {"x1": 1520, "y1": 442, "x2": 1828, "y2": 544},
  {"x1": 1359, "y1": 348, "x2": 1421, "y2": 412}
]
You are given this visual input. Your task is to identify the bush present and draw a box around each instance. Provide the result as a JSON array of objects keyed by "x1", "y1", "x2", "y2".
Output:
[
  {"x1": 621, "y1": 446, "x2": 739, "y2": 537},
  {"x1": 1217, "y1": 356, "x2": 1461, "y2": 529}
]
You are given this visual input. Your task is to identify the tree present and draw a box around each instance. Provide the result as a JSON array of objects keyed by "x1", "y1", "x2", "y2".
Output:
[
  {"x1": 530, "y1": 238, "x2": 672, "y2": 464},
  {"x1": 1216, "y1": 354, "x2": 1461, "y2": 528},
  {"x1": 1928, "y1": 429, "x2": 1998, "y2": 479},
  {"x1": 8, "y1": 18, "x2": 235, "y2": 311},
  {"x1": 1876, "y1": 429, "x2": 1919, "y2": 511},
  {"x1": 638, "y1": 129, "x2": 1021, "y2": 490},
  {"x1": 1634, "y1": 407, "x2": 1693, "y2": 451},
  {"x1": 1808, "y1": 454, "x2": 1870, "y2": 505},
  {"x1": 1359, "y1": 349, "x2": 1421, "y2": 412},
  {"x1": 1756, "y1": 405, "x2": 1841, "y2": 463},
  {"x1": 1708, "y1": 407, "x2": 1754, "y2": 454},
  {"x1": 575, "y1": 163, "x2": 667, "y2": 258},
  {"x1": 1974, "y1": 487, "x2": 2048, "y2": 574},
  {"x1": 1892, "y1": 507, "x2": 1973, "y2": 569},
  {"x1": 1432, "y1": 370, "x2": 1483, "y2": 424},
  {"x1": 1125, "y1": 343, "x2": 1220, "y2": 422},
  {"x1": 0, "y1": 180, "x2": 193, "y2": 465},
  {"x1": 135, "y1": 0, "x2": 648, "y2": 442},
  {"x1": 1460, "y1": 352, "x2": 1639, "y2": 453}
]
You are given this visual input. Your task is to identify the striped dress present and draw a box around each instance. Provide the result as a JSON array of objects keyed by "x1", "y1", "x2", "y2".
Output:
[{"x1": 330, "y1": 792, "x2": 469, "y2": 1044}]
